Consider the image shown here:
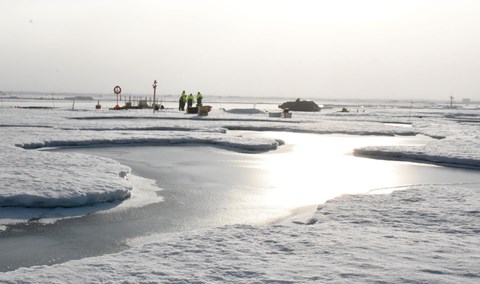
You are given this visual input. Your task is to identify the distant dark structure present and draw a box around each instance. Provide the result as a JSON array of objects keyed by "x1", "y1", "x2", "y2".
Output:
[{"x1": 278, "y1": 98, "x2": 321, "y2": 112}]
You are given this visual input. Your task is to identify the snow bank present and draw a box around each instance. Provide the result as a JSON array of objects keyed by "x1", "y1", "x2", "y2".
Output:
[
  {"x1": 222, "y1": 108, "x2": 266, "y2": 114},
  {"x1": 0, "y1": 145, "x2": 131, "y2": 208},
  {"x1": 354, "y1": 141, "x2": 480, "y2": 169},
  {"x1": 0, "y1": 174, "x2": 162, "y2": 229},
  {"x1": 355, "y1": 112, "x2": 480, "y2": 169},
  {"x1": 14, "y1": 131, "x2": 282, "y2": 153}
]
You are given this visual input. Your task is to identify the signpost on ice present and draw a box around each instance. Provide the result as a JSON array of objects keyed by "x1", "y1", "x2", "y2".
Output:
[
  {"x1": 152, "y1": 80, "x2": 157, "y2": 113},
  {"x1": 114, "y1": 86, "x2": 121, "y2": 109}
]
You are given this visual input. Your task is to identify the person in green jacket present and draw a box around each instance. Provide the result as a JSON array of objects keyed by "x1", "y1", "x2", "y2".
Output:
[
  {"x1": 196, "y1": 92, "x2": 203, "y2": 106},
  {"x1": 187, "y1": 93, "x2": 194, "y2": 108},
  {"x1": 179, "y1": 90, "x2": 186, "y2": 111}
]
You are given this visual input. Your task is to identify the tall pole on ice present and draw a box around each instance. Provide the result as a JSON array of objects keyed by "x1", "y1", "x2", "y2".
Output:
[{"x1": 152, "y1": 80, "x2": 157, "y2": 113}]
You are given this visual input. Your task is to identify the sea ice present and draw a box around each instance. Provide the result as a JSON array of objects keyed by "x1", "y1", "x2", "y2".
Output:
[{"x1": 1, "y1": 100, "x2": 479, "y2": 282}]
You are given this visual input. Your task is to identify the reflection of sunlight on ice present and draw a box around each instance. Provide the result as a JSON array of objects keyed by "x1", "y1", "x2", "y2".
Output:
[
  {"x1": 255, "y1": 133, "x2": 424, "y2": 209},
  {"x1": 114, "y1": 174, "x2": 164, "y2": 210}
]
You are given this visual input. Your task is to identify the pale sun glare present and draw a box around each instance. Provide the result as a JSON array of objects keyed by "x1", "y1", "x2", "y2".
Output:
[{"x1": 252, "y1": 133, "x2": 419, "y2": 209}]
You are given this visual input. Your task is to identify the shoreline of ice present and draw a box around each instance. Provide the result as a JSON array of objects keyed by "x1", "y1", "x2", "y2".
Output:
[{"x1": 0, "y1": 174, "x2": 163, "y2": 231}]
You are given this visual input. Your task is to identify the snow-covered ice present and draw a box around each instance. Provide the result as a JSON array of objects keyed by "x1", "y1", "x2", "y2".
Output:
[
  {"x1": 0, "y1": 98, "x2": 479, "y2": 282},
  {"x1": 2, "y1": 183, "x2": 479, "y2": 283},
  {"x1": 0, "y1": 145, "x2": 131, "y2": 208}
]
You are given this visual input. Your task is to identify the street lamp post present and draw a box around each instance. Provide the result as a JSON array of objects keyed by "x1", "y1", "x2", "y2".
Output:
[{"x1": 152, "y1": 80, "x2": 157, "y2": 113}]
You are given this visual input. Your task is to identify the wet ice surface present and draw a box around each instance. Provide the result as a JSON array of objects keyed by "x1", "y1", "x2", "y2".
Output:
[{"x1": 1, "y1": 132, "x2": 479, "y2": 275}]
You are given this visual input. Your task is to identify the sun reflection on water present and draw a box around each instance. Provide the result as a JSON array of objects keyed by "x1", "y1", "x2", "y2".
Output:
[{"x1": 249, "y1": 132, "x2": 430, "y2": 209}]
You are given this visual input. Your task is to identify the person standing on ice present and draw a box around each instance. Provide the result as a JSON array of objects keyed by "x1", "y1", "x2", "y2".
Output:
[
  {"x1": 196, "y1": 92, "x2": 203, "y2": 106},
  {"x1": 187, "y1": 93, "x2": 194, "y2": 108},
  {"x1": 181, "y1": 91, "x2": 187, "y2": 110},
  {"x1": 179, "y1": 90, "x2": 186, "y2": 111}
]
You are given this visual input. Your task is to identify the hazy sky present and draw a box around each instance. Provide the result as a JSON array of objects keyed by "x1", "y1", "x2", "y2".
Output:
[{"x1": 1, "y1": 0, "x2": 480, "y2": 100}]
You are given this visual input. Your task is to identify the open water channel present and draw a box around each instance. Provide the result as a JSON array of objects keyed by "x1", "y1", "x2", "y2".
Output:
[{"x1": 1, "y1": 131, "x2": 479, "y2": 271}]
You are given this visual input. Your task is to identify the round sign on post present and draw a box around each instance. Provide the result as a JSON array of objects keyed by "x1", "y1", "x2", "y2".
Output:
[{"x1": 113, "y1": 86, "x2": 121, "y2": 109}]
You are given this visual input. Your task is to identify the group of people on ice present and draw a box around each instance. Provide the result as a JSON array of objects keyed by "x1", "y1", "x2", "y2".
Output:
[{"x1": 178, "y1": 91, "x2": 203, "y2": 111}]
